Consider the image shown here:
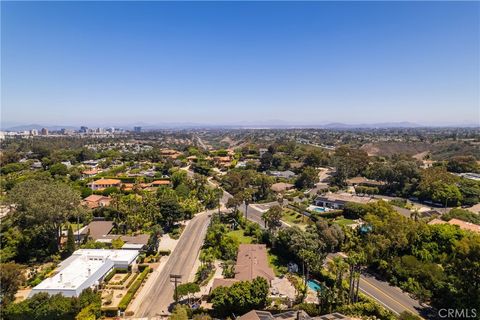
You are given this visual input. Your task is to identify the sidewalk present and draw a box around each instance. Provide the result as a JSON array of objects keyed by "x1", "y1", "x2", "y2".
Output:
[{"x1": 126, "y1": 234, "x2": 180, "y2": 313}]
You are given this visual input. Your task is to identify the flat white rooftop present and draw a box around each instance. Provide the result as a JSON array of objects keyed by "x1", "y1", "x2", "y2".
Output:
[{"x1": 30, "y1": 249, "x2": 138, "y2": 297}]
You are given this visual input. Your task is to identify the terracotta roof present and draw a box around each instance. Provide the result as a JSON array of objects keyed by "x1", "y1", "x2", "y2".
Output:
[
  {"x1": 89, "y1": 178, "x2": 121, "y2": 185},
  {"x1": 82, "y1": 169, "x2": 98, "y2": 175},
  {"x1": 215, "y1": 156, "x2": 231, "y2": 162},
  {"x1": 83, "y1": 195, "x2": 109, "y2": 202},
  {"x1": 82, "y1": 195, "x2": 111, "y2": 209},
  {"x1": 449, "y1": 218, "x2": 480, "y2": 233},
  {"x1": 428, "y1": 218, "x2": 445, "y2": 225},
  {"x1": 428, "y1": 218, "x2": 480, "y2": 233},
  {"x1": 152, "y1": 180, "x2": 170, "y2": 185},
  {"x1": 234, "y1": 244, "x2": 275, "y2": 282}
]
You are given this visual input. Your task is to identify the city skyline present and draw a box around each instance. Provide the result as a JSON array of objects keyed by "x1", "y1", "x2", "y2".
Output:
[{"x1": 2, "y1": 1, "x2": 479, "y2": 126}]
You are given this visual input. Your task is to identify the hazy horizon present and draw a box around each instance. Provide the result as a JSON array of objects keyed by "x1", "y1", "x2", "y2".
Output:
[{"x1": 2, "y1": 2, "x2": 479, "y2": 126}]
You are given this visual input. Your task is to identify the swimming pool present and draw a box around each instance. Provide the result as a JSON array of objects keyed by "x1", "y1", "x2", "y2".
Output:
[
  {"x1": 308, "y1": 205, "x2": 329, "y2": 213},
  {"x1": 307, "y1": 279, "x2": 322, "y2": 292}
]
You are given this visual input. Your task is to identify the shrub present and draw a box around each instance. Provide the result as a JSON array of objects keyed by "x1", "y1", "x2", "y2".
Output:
[
  {"x1": 125, "y1": 272, "x2": 139, "y2": 288},
  {"x1": 118, "y1": 267, "x2": 150, "y2": 311},
  {"x1": 295, "y1": 303, "x2": 321, "y2": 316},
  {"x1": 137, "y1": 264, "x2": 149, "y2": 272},
  {"x1": 102, "y1": 306, "x2": 119, "y2": 317},
  {"x1": 159, "y1": 249, "x2": 171, "y2": 256}
]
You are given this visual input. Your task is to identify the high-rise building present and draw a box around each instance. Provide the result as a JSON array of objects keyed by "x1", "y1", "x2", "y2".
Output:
[
  {"x1": 133, "y1": 126, "x2": 142, "y2": 132},
  {"x1": 40, "y1": 128, "x2": 49, "y2": 135},
  {"x1": 79, "y1": 126, "x2": 88, "y2": 133}
]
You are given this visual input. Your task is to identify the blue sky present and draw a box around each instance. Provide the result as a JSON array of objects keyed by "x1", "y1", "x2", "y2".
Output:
[{"x1": 1, "y1": 1, "x2": 479, "y2": 127}]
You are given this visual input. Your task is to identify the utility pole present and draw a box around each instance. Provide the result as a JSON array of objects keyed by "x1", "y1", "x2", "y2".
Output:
[
  {"x1": 77, "y1": 213, "x2": 80, "y2": 245},
  {"x1": 170, "y1": 274, "x2": 182, "y2": 304}
]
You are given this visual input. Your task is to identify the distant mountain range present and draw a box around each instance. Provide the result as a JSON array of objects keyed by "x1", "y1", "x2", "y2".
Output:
[{"x1": 2, "y1": 121, "x2": 478, "y2": 131}]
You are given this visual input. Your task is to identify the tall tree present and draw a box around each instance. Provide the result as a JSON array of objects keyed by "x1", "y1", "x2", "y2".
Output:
[
  {"x1": 262, "y1": 205, "x2": 283, "y2": 231},
  {"x1": 0, "y1": 263, "x2": 25, "y2": 305},
  {"x1": 8, "y1": 180, "x2": 82, "y2": 259},
  {"x1": 65, "y1": 226, "x2": 76, "y2": 257}
]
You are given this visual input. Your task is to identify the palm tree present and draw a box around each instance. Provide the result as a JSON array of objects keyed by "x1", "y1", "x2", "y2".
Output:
[
  {"x1": 410, "y1": 209, "x2": 420, "y2": 222},
  {"x1": 242, "y1": 188, "x2": 254, "y2": 219}
]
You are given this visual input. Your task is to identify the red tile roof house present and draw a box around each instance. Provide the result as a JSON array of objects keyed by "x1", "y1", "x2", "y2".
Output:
[
  {"x1": 428, "y1": 218, "x2": 480, "y2": 233},
  {"x1": 82, "y1": 195, "x2": 112, "y2": 209},
  {"x1": 87, "y1": 178, "x2": 122, "y2": 191},
  {"x1": 212, "y1": 244, "x2": 275, "y2": 291}
]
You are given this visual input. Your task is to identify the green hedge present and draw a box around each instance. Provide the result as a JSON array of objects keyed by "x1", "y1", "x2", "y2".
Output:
[
  {"x1": 118, "y1": 267, "x2": 150, "y2": 311},
  {"x1": 102, "y1": 306, "x2": 119, "y2": 317},
  {"x1": 125, "y1": 272, "x2": 139, "y2": 288},
  {"x1": 158, "y1": 249, "x2": 171, "y2": 256},
  {"x1": 104, "y1": 268, "x2": 129, "y2": 283},
  {"x1": 104, "y1": 269, "x2": 117, "y2": 282},
  {"x1": 137, "y1": 264, "x2": 149, "y2": 272}
]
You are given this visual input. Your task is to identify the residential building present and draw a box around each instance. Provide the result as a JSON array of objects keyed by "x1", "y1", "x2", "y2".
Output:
[
  {"x1": 428, "y1": 218, "x2": 480, "y2": 233},
  {"x1": 151, "y1": 180, "x2": 171, "y2": 187},
  {"x1": 82, "y1": 195, "x2": 112, "y2": 209},
  {"x1": 239, "y1": 310, "x2": 352, "y2": 320},
  {"x1": 212, "y1": 244, "x2": 275, "y2": 290},
  {"x1": 269, "y1": 170, "x2": 296, "y2": 179},
  {"x1": 87, "y1": 178, "x2": 122, "y2": 190},
  {"x1": 315, "y1": 193, "x2": 375, "y2": 209},
  {"x1": 235, "y1": 244, "x2": 275, "y2": 282},
  {"x1": 61, "y1": 161, "x2": 72, "y2": 168},
  {"x1": 80, "y1": 221, "x2": 150, "y2": 249},
  {"x1": 346, "y1": 176, "x2": 383, "y2": 187},
  {"x1": 214, "y1": 156, "x2": 232, "y2": 168},
  {"x1": 29, "y1": 249, "x2": 138, "y2": 297},
  {"x1": 82, "y1": 168, "x2": 99, "y2": 178},
  {"x1": 160, "y1": 149, "x2": 181, "y2": 159},
  {"x1": 271, "y1": 182, "x2": 294, "y2": 193}
]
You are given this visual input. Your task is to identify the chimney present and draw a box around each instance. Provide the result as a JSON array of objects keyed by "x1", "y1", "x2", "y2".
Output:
[
  {"x1": 59, "y1": 273, "x2": 63, "y2": 282},
  {"x1": 88, "y1": 268, "x2": 91, "y2": 276}
]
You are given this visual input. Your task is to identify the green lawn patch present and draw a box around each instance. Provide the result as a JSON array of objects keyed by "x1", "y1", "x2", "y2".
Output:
[
  {"x1": 282, "y1": 209, "x2": 311, "y2": 229},
  {"x1": 334, "y1": 218, "x2": 356, "y2": 226},
  {"x1": 267, "y1": 249, "x2": 289, "y2": 276},
  {"x1": 227, "y1": 229, "x2": 253, "y2": 244}
]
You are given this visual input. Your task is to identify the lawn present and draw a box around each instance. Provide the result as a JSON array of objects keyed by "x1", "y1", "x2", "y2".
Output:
[
  {"x1": 334, "y1": 218, "x2": 356, "y2": 226},
  {"x1": 282, "y1": 209, "x2": 311, "y2": 229},
  {"x1": 267, "y1": 249, "x2": 289, "y2": 276},
  {"x1": 227, "y1": 229, "x2": 253, "y2": 244}
]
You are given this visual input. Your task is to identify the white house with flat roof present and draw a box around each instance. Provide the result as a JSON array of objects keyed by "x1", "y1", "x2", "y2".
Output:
[{"x1": 29, "y1": 249, "x2": 138, "y2": 297}]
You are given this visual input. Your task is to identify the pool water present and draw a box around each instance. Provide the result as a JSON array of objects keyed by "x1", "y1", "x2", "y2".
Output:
[
  {"x1": 313, "y1": 207, "x2": 326, "y2": 212},
  {"x1": 307, "y1": 279, "x2": 322, "y2": 292}
]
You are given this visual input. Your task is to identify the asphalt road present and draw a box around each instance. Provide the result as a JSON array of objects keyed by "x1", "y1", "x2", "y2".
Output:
[
  {"x1": 136, "y1": 211, "x2": 212, "y2": 317},
  {"x1": 360, "y1": 272, "x2": 424, "y2": 316}
]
